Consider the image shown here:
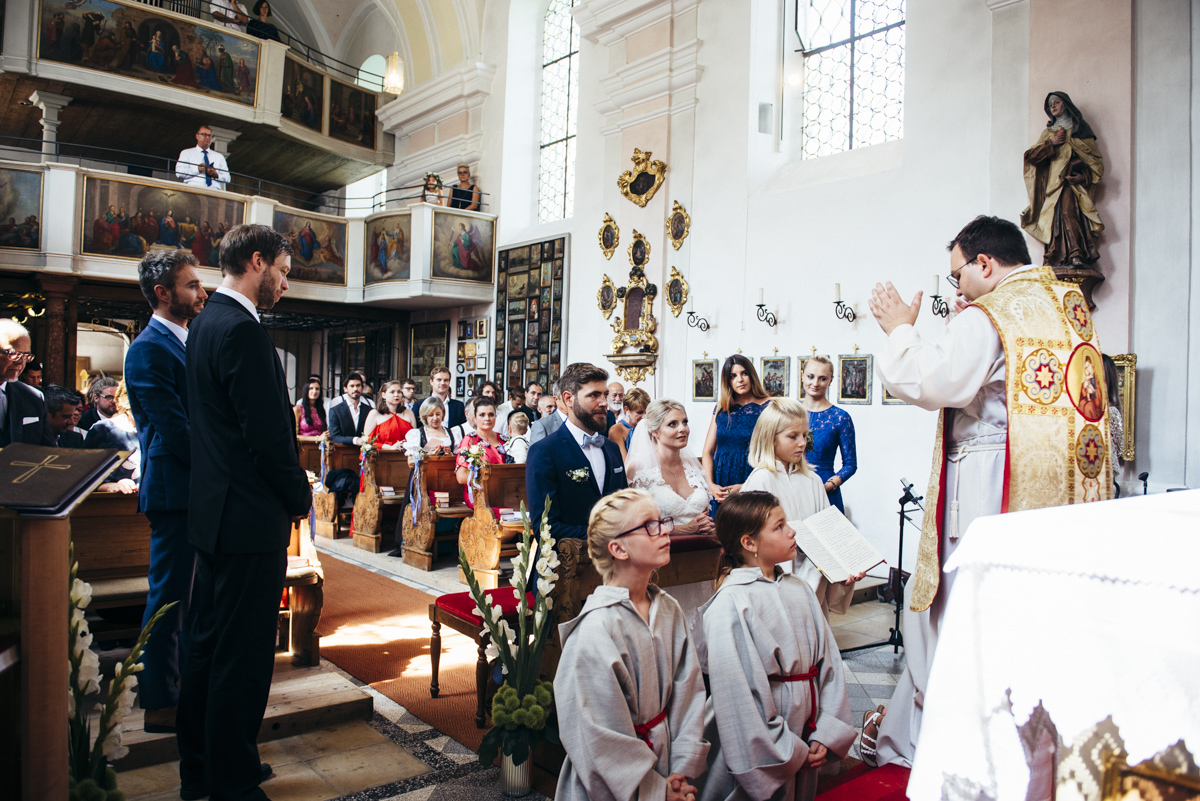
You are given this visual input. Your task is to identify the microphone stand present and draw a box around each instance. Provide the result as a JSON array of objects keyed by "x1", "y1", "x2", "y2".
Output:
[{"x1": 839, "y1": 480, "x2": 921, "y2": 655}]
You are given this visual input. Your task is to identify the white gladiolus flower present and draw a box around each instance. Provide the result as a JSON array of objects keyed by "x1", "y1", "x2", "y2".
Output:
[
  {"x1": 491, "y1": 602, "x2": 503, "y2": 621},
  {"x1": 70, "y1": 578, "x2": 92, "y2": 609},
  {"x1": 545, "y1": 596, "x2": 554, "y2": 611},
  {"x1": 525, "y1": 607, "x2": 533, "y2": 616},
  {"x1": 471, "y1": 605, "x2": 485, "y2": 619},
  {"x1": 535, "y1": 609, "x2": 544, "y2": 628},
  {"x1": 67, "y1": 684, "x2": 75, "y2": 718},
  {"x1": 537, "y1": 578, "x2": 552, "y2": 597},
  {"x1": 485, "y1": 640, "x2": 500, "y2": 662},
  {"x1": 100, "y1": 725, "x2": 128, "y2": 761},
  {"x1": 71, "y1": 607, "x2": 85, "y2": 629},
  {"x1": 508, "y1": 641, "x2": 519, "y2": 657},
  {"x1": 76, "y1": 648, "x2": 100, "y2": 695},
  {"x1": 513, "y1": 588, "x2": 521, "y2": 602}
]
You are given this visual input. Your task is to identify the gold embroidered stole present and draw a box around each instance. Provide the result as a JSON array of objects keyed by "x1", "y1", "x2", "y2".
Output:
[{"x1": 909, "y1": 267, "x2": 1113, "y2": 612}]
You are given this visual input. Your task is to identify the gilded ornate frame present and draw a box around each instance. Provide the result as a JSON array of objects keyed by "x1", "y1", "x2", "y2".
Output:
[
  {"x1": 665, "y1": 266, "x2": 689, "y2": 317},
  {"x1": 666, "y1": 200, "x2": 691, "y2": 250},
  {"x1": 627, "y1": 229, "x2": 650, "y2": 268},
  {"x1": 607, "y1": 267, "x2": 659, "y2": 383},
  {"x1": 597, "y1": 274, "x2": 617, "y2": 319},
  {"x1": 1103, "y1": 751, "x2": 1200, "y2": 801},
  {"x1": 598, "y1": 212, "x2": 619, "y2": 260},
  {"x1": 616, "y1": 148, "x2": 668, "y2": 208},
  {"x1": 1112, "y1": 353, "x2": 1137, "y2": 461}
]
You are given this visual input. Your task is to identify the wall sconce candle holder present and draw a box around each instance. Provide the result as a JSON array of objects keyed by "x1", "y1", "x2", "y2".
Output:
[
  {"x1": 930, "y1": 294, "x2": 951, "y2": 318},
  {"x1": 686, "y1": 310, "x2": 710, "y2": 331},
  {"x1": 756, "y1": 304, "x2": 778, "y2": 327},
  {"x1": 834, "y1": 300, "x2": 856, "y2": 323}
]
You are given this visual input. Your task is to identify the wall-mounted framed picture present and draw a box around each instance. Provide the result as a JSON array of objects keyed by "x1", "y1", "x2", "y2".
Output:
[
  {"x1": 507, "y1": 321, "x2": 524, "y2": 357},
  {"x1": 465, "y1": 342, "x2": 477, "y2": 358},
  {"x1": 456, "y1": 377, "x2": 466, "y2": 397},
  {"x1": 598, "y1": 212, "x2": 619, "y2": 259},
  {"x1": 525, "y1": 349, "x2": 539, "y2": 370},
  {"x1": 476, "y1": 319, "x2": 488, "y2": 339},
  {"x1": 465, "y1": 357, "x2": 475, "y2": 370},
  {"x1": 881, "y1": 386, "x2": 907, "y2": 405},
  {"x1": 760, "y1": 357, "x2": 789, "y2": 398},
  {"x1": 364, "y1": 212, "x2": 412, "y2": 283},
  {"x1": 476, "y1": 355, "x2": 488, "y2": 372},
  {"x1": 328, "y1": 76, "x2": 378, "y2": 148},
  {"x1": 666, "y1": 200, "x2": 691, "y2": 250},
  {"x1": 431, "y1": 208, "x2": 494, "y2": 282},
  {"x1": 409, "y1": 321, "x2": 450, "y2": 397},
  {"x1": 1111, "y1": 353, "x2": 1137, "y2": 461},
  {"x1": 692, "y1": 359, "x2": 717, "y2": 402},
  {"x1": 507, "y1": 272, "x2": 528, "y2": 298},
  {"x1": 282, "y1": 56, "x2": 324, "y2": 132},
  {"x1": 0, "y1": 167, "x2": 43, "y2": 251},
  {"x1": 838, "y1": 354, "x2": 873, "y2": 405},
  {"x1": 273, "y1": 206, "x2": 348, "y2": 286},
  {"x1": 457, "y1": 320, "x2": 471, "y2": 339}
]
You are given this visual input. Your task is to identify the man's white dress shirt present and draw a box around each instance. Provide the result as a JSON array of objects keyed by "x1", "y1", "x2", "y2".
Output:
[
  {"x1": 564, "y1": 419, "x2": 607, "y2": 494},
  {"x1": 176, "y1": 146, "x2": 230, "y2": 190},
  {"x1": 214, "y1": 286, "x2": 258, "y2": 321},
  {"x1": 152, "y1": 313, "x2": 188, "y2": 346}
]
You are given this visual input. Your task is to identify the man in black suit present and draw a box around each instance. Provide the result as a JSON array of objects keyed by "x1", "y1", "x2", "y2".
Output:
[
  {"x1": 0, "y1": 319, "x2": 53, "y2": 447},
  {"x1": 45, "y1": 384, "x2": 84, "y2": 448},
  {"x1": 327, "y1": 372, "x2": 371, "y2": 446},
  {"x1": 417, "y1": 365, "x2": 466, "y2": 429},
  {"x1": 177, "y1": 224, "x2": 312, "y2": 801},
  {"x1": 526, "y1": 363, "x2": 627, "y2": 540},
  {"x1": 79, "y1": 374, "x2": 119, "y2": 432}
]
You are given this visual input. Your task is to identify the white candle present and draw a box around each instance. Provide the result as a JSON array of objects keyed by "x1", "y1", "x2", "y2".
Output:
[
  {"x1": 835, "y1": 283, "x2": 841, "y2": 303},
  {"x1": 758, "y1": 288, "x2": 764, "y2": 305},
  {"x1": 934, "y1": 273, "x2": 939, "y2": 296}
]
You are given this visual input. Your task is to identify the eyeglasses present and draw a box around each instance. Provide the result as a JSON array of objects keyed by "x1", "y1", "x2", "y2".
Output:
[
  {"x1": 615, "y1": 517, "x2": 675, "y2": 539},
  {"x1": 947, "y1": 259, "x2": 978, "y2": 289},
  {"x1": 0, "y1": 349, "x2": 35, "y2": 362},
  {"x1": 99, "y1": 392, "x2": 118, "y2": 400}
]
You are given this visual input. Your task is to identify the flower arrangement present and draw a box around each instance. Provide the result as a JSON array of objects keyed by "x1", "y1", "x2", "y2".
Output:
[
  {"x1": 566, "y1": 467, "x2": 591, "y2": 484},
  {"x1": 359, "y1": 434, "x2": 378, "y2": 455},
  {"x1": 458, "y1": 499, "x2": 560, "y2": 767},
  {"x1": 68, "y1": 542, "x2": 176, "y2": 801}
]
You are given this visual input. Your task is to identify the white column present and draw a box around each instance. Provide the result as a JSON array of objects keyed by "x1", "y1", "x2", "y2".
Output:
[
  {"x1": 28, "y1": 91, "x2": 72, "y2": 158},
  {"x1": 205, "y1": 125, "x2": 243, "y2": 160}
]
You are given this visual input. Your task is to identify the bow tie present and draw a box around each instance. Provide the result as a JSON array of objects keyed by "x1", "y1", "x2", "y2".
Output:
[{"x1": 581, "y1": 433, "x2": 606, "y2": 449}]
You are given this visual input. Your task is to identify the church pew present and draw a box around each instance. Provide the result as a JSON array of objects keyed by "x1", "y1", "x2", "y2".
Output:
[
  {"x1": 299, "y1": 437, "x2": 372, "y2": 540},
  {"x1": 456, "y1": 463, "x2": 526, "y2": 590},
  {"x1": 349, "y1": 449, "x2": 412, "y2": 552},
  {"x1": 400, "y1": 455, "x2": 471, "y2": 570}
]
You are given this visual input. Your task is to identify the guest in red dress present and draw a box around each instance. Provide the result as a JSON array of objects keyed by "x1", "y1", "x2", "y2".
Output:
[{"x1": 454, "y1": 396, "x2": 507, "y2": 507}]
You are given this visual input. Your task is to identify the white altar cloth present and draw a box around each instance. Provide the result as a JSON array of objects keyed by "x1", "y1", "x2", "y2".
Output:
[{"x1": 907, "y1": 489, "x2": 1200, "y2": 801}]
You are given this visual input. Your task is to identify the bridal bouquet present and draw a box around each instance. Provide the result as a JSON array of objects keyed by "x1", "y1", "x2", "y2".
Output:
[{"x1": 458, "y1": 499, "x2": 560, "y2": 767}]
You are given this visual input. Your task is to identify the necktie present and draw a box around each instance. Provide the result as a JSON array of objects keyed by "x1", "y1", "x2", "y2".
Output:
[
  {"x1": 202, "y1": 149, "x2": 212, "y2": 187},
  {"x1": 581, "y1": 433, "x2": 606, "y2": 449}
]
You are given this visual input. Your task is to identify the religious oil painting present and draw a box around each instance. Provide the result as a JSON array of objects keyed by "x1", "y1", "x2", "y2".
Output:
[
  {"x1": 692, "y1": 360, "x2": 717, "y2": 402},
  {"x1": 476, "y1": 319, "x2": 488, "y2": 339},
  {"x1": 273, "y1": 207, "x2": 347, "y2": 285},
  {"x1": 507, "y1": 272, "x2": 528, "y2": 299},
  {"x1": 432, "y1": 210, "x2": 494, "y2": 282},
  {"x1": 364, "y1": 212, "x2": 411, "y2": 283},
  {"x1": 598, "y1": 212, "x2": 618, "y2": 259},
  {"x1": 328, "y1": 77, "x2": 377, "y2": 149},
  {"x1": 838, "y1": 354, "x2": 873, "y2": 405},
  {"x1": 760, "y1": 358, "x2": 789, "y2": 398},
  {"x1": 882, "y1": 386, "x2": 907, "y2": 405},
  {"x1": 281, "y1": 56, "x2": 324, "y2": 133},
  {"x1": 39, "y1": 0, "x2": 260, "y2": 106},
  {"x1": 1065, "y1": 343, "x2": 1107, "y2": 423},
  {"x1": 0, "y1": 167, "x2": 44, "y2": 251},
  {"x1": 82, "y1": 175, "x2": 244, "y2": 265},
  {"x1": 409, "y1": 322, "x2": 449, "y2": 397},
  {"x1": 507, "y1": 322, "x2": 523, "y2": 357}
]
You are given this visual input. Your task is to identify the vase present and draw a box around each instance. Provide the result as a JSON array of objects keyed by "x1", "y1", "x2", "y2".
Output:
[{"x1": 500, "y1": 750, "x2": 532, "y2": 797}]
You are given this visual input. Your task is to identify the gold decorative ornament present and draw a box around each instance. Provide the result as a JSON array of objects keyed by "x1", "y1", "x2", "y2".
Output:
[
  {"x1": 607, "y1": 266, "x2": 659, "y2": 383},
  {"x1": 664, "y1": 267, "x2": 689, "y2": 318},
  {"x1": 666, "y1": 201, "x2": 691, "y2": 250},
  {"x1": 597, "y1": 274, "x2": 617, "y2": 319},
  {"x1": 627, "y1": 230, "x2": 650, "y2": 268},
  {"x1": 598, "y1": 213, "x2": 619, "y2": 260},
  {"x1": 1111, "y1": 353, "x2": 1136, "y2": 462},
  {"x1": 617, "y1": 148, "x2": 668, "y2": 208}
]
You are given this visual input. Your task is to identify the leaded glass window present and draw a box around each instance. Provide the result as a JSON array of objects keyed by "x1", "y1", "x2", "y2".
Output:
[
  {"x1": 798, "y1": 0, "x2": 905, "y2": 159},
  {"x1": 538, "y1": 0, "x2": 580, "y2": 223}
]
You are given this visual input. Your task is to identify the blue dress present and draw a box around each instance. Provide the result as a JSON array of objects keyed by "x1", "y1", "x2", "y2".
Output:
[
  {"x1": 713, "y1": 400, "x2": 770, "y2": 488},
  {"x1": 806, "y1": 405, "x2": 856, "y2": 512}
]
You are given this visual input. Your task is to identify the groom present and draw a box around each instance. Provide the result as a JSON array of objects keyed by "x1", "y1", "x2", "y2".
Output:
[{"x1": 526, "y1": 362, "x2": 627, "y2": 540}]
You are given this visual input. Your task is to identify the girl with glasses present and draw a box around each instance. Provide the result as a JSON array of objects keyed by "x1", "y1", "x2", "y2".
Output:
[
  {"x1": 555, "y1": 488, "x2": 708, "y2": 801},
  {"x1": 701, "y1": 492, "x2": 855, "y2": 801}
]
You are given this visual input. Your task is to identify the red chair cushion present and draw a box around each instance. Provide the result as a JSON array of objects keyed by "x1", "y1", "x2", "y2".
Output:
[
  {"x1": 435, "y1": 588, "x2": 534, "y2": 626},
  {"x1": 669, "y1": 533, "x2": 722, "y2": 554}
]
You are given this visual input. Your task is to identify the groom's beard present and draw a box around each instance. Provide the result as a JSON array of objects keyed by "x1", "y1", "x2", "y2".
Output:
[{"x1": 572, "y1": 397, "x2": 607, "y2": 434}]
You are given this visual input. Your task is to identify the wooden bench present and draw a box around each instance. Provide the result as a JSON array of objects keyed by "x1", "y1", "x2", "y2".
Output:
[
  {"x1": 72, "y1": 490, "x2": 327, "y2": 666},
  {"x1": 350, "y1": 449, "x2": 413, "y2": 552},
  {"x1": 400, "y1": 455, "x2": 471, "y2": 570},
  {"x1": 457, "y1": 462, "x2": 526, "y2": 590}
]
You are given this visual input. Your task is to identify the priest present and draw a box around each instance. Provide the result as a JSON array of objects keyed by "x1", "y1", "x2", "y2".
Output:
[{"x1": 866, "y1": 215, "x2": 1113, "y2": 767}]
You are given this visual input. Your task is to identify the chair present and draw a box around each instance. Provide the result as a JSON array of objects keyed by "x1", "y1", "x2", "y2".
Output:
[{"x1": 428, "y1": 587, "x2": 532, "y2": 728}]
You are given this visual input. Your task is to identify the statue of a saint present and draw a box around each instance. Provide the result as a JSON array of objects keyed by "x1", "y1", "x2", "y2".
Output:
[{"x1": 1020, "y1": 92, "x2": 1105, "y2": 275}]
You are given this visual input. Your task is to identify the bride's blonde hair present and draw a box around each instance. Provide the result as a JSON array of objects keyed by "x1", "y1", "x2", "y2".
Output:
[{"x1": 643, "y1": 398, "x2": 687, "y2": 442}]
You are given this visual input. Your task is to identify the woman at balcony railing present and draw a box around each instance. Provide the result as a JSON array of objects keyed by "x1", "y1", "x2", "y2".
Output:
[
  {"x1": 449, "y1": 164, "x2": 481, "y2": 211},
  {"x1": 246, "y1": 1, "x2": 281, "y2": 42}
]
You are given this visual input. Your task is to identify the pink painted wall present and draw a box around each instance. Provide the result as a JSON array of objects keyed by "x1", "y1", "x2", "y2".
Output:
[{"x1": 1028, "y1": 0, "x2": 1132, "y2": 348}]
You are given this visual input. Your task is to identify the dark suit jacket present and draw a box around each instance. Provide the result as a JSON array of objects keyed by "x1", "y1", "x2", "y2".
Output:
[
  {"x1": 186, "y1": 293, "x2": 311, "y2": 554},
  {"x1": 526, "y1": 422, "x2": 628, "y2": 541},
  {"x1": 416, "y1": 395, "x2": 466, "y2": 429},
  {"x1": 56, "y1": 430, "x2": 85, "y2": 448},
  {"x1": 125, "y1": 318, "x2": 191, "y2": 513},
  {"x1": 327, "y1": 399, "x2": 369, "y2": 446},
  {"x1": 0, "y1": 380, "x2": 54, "y2": 447}
]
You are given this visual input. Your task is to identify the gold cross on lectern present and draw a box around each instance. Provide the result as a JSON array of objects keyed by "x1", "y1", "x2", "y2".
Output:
[{"x1": 11, "y1": 455, "x2": 71, "y2": 483}]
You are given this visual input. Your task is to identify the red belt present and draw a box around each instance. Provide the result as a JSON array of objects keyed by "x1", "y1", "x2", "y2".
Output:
[
  {"x1": 770, "y1": 665, "x2": 820, "y2": 739},
  {"x1": 633, "y1": 708, "x2": 668, "y2": 750}
]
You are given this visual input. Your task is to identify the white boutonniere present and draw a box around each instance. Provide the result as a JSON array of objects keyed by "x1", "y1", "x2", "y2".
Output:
[{"x1": 567, "y1": 467, "x2": 591, "y2": 484}]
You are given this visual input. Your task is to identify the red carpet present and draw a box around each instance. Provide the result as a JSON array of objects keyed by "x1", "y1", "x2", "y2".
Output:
[{"x1": 817, "y1": 763, "x2": 911, "y2": 800}]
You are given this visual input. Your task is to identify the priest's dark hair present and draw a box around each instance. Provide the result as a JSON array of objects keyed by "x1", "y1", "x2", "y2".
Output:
[
  {"x1": 559, "y1": 362, "x2": 608, "y2": 398},
  {"x1": 218, "y1": 223, "x2": 292, "y2": 277},
  {"x1": 714, "y1": 490, "x2": 782, "y2": 589},
  {"x1": 947, "y1": 215, "x2": 1031, "y2": 269},
  {"x1": 137, "y1": 249, "x2": 198, "y2": 309}
]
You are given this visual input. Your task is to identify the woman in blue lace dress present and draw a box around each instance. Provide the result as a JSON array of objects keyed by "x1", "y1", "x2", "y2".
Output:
[
  {"x1": 702, "y1": 355, "x2": 772, "y2": 508},
  {"x1": 801, "y1": 355, "x2": 857, "y2": 513}
]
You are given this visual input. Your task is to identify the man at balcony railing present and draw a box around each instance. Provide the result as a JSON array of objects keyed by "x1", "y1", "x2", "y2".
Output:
[
  {"x1": 176, "y1": 124, "x2": 230, "y2": 191},
  {"x1": 211, "y1": 0, "x2": 250, "y2": 32}
]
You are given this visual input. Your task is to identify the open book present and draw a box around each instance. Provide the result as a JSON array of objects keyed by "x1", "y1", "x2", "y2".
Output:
[{"x1": 791, "y1": 507, "x2": 886, "y2": 584}]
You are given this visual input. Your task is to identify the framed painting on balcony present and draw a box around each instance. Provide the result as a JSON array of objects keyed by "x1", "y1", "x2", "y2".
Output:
[
  {"x1": 328, "y1": 77, "x2": 377, "y2": 149},
  {"x1": 38, "y1": 0, "x2": 260, "y2": 107},
  {"x1": 0, "y1": 167, "x2": 43, "y2": 251},
  {"x1": 431, "y1": 209, "x2": 494, "y2": 283},
  {"x1": 273, "y1": 206, "x2": 347, "y2": 286},
  {"x1": 81, "y1": 175, "x2": 245, "y2": 264},
  {"x1": 282, "y1": 56, "x2": 325, "y2": 133},
  {"x1": 364, "y1": 212, "x2": 411, "y2": 283}
]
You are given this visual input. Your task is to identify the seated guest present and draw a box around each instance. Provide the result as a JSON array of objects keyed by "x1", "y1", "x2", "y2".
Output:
[
  {"x1": 449, "y1": 396, "x2": 479, "y2": 443},
  {"x1": 295, "y1": 378, "x2": 327, "y2": 436},
  {"x1": 361, "y1": 380, "x2": 416, "y2": 449},
  {"x1": 0, "y1": 318, "x2": 54, "y2": 446},
  {"x1": 610, "y1": 387, "x2": 650, "y2": 461},
  {"x1": 328, "y1": 372, "x2": 372, "y2": 445},
  {"x1": 494, "y1": 385, "x2": 523, "y2": 437},
  {"x1": 604, "y1": 381, "x2": 624, "y2": 431},
  {"x1": 84, "y1": 380, "x2": 140, "y2": 494},
  {"x1": 454, "y1": 396, "x2": 506, "y2": 507},
  {"x1": 79, "y1": 374, "x2": 119, "y2": 431},
  {"x1": 417, "y1": 366, "x2": 465, "y2": 428},
  {"x1": 506, "y1": 412, "x2": 531, "y2": 464},
  {"x1": 69, "y1": 402, "x2": 85, "y2": 436},
  {"x1": 526, "y1": 363, "x2": 627, "y2": 540},
  {"x1": 404, "y1": 396, "x2": 456, "y2": 460},
  {"x1": 46, "y1": 384, "x2": 85, "y2": 448},
  {"x1": 528, "y1": 386, "x2": 565, "y2": 445},
  {"x1": 21, "y1": 360, "x2": 42, "y2": 388}
]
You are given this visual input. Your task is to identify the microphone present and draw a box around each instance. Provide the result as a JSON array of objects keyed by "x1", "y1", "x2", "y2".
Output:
[{"x1": 899, "y1": 477, "x2": 923, "y2": 506}]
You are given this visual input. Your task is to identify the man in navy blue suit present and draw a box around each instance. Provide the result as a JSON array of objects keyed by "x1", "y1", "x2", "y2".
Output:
[
  {"x1": 526, "y1": 362, "x2": 627, "y2": 540},
  {"x1": 124, "y1": 250, "x2": 208, "y2": 734}
]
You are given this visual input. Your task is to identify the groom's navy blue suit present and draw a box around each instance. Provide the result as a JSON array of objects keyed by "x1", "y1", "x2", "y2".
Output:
[{"x1": 525, "y1": 422, "x2": 627, "y2": 541}]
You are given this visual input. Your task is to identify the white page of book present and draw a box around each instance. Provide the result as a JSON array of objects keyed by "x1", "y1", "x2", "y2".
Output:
[
  {"x1": 791, "y1": 522, "x2": 851, "y2": 583},
  {"x1": 805, "y1": 507, "x2": 886, "y2": 575}
]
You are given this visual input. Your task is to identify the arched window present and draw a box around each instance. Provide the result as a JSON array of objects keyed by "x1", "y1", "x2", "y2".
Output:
[
  {"x1": 357, "y1": 54, "x2": 386, "y2": 93},
  {"x1": 538, "y1": 0, "x2": 580, "y2": 223}
]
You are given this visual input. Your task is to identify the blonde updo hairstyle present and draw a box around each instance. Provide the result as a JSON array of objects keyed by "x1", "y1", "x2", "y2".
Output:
[
  {"x1": 586, "y1": 488, "x2": 657, "y2": 584},
  {"x1": 802, "y1": 354, "x2": 834, "y2": 379},
  {"x1": 642, "y1": 398, "x2": 687, "y2": 443},
  {"x1": 622, "y1": 387, "x2": 651, "y2": 413},
  {"x1": 747, "y1": 397, "x2": 812, "y2": 475}
]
